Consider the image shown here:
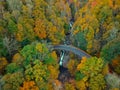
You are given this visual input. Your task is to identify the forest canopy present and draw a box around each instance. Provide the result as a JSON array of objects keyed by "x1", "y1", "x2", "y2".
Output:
[{"x1": 0, "y1": 0, "x2": 120, "y2": 90}]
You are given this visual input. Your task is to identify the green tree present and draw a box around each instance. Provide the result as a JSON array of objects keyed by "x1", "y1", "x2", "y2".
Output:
[{"x1": 101, "y1": 37, "x2": 120, "y2": 62}]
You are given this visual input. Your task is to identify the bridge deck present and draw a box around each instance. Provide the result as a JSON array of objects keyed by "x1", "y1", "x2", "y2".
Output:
[{"x1": 53, "y1": 45, "x2": 91, "y2": 58}]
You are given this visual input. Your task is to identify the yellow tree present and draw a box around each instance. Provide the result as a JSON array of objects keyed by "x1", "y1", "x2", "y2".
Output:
[{"x1": 0, "y1": 57, "x2": 8, "y2": 74}]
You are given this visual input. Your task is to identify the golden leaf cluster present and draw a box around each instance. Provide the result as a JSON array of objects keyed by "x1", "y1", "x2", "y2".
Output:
[
  {"x1": 20, "y1": 81, "x2": 39, "y2": 90},
  {"x1": 0, "y1": 57, "x2": 8, "y2": 73},
  {"x1": 77, "y1": 57, "x2": 87, "y2": 70}
]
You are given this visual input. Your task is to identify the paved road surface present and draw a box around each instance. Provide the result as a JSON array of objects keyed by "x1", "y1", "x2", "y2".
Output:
[{"x1": 53, "y1": 45, "x2": 91, "y2": 58}]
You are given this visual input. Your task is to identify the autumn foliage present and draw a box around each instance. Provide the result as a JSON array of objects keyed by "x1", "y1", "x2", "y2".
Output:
[{"x1": 0, "y1": 0, "x2": 120, "y2": 90}]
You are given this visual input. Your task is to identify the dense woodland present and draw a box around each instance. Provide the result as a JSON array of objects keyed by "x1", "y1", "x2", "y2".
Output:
[{"x1": 0, "y1": 0, "x2": 120, "y2": 90}]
